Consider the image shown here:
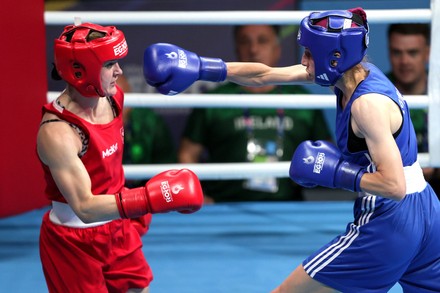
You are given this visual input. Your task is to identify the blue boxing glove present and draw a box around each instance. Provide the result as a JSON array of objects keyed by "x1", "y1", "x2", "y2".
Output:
[
  {"x1": 143, "y1": 43, "x2": 227, "y2": 95},
  {"x1": 289, "y1": 140, "x2": 365, "y2": 192}
]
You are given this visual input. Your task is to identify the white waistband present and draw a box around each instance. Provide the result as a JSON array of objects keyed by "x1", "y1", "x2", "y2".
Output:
[
  {"x1": 49, "y1": 201, "x2": 111, "y2": 228},
  {"x1": 360, "y1": 161, "x2": 426, "y2": 197},
  {"x1": 404, "y1": 161, "x2": 427, "y2": 194}
]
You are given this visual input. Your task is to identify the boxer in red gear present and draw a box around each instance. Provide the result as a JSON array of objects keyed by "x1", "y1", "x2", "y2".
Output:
[{"x1": 37, "y1": 22, "x2": 203, "y2": 293}]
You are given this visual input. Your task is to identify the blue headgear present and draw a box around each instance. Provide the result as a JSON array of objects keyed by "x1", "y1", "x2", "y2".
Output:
[{"x1": 297, "y1": 9, "x2": 369, "y2": 86}]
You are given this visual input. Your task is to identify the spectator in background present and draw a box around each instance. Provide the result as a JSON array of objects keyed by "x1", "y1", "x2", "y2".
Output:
[
  {"x1": 179, "y1": 25, "x2": 331, "y2": 203},
  {"x1": 118, "y1": 75, "x2": 177, "y2": 188},
  {"x1": 386, "y1": 23, "x2": 440, "y2": 197}
]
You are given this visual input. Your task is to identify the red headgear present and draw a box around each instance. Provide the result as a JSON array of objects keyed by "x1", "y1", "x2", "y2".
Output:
[{"x1": 54, "y1": 23, "x2": 128, "y2": 97}]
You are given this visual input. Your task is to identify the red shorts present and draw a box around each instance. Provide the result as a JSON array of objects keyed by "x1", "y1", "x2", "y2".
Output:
[{"x1": 39, "y1": 211, "x2": 153, "y2": 293}]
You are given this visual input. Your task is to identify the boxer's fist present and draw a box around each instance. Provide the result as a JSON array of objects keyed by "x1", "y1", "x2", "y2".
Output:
[
  {"x1": 145, "y1": 169, "x2": 203, "y2": 214},
  {"x1": 143, "y1": 43, "x2": 227, "y2": 95},
  {"x1": 115, "y1": 169, "x2": 203, "y2": 218},
  {"x1": 289, "y1": 140, "x2": 365, "y2": 192}
]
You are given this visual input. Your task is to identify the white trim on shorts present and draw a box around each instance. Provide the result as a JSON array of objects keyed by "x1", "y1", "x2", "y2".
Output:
[
  {"x1": 304, "y1": 195, "x2": 376, "y2": 277},
  {"x1": 304, "y1": 160, "x2": 427, "y2": 278}
]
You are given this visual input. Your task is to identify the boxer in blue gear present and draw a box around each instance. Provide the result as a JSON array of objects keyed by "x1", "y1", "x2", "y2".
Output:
[{"x1": 144, "y1": 7, "x2": 440, "y2": 293}]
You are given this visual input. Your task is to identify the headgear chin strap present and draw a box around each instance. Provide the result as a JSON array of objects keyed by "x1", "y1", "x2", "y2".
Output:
[
  {"x1": 297, "y1": 7, "x2": 369, "y2": 86},
  {"x1": 54, "y1": 23, "x2": 128, "y2": 97}
]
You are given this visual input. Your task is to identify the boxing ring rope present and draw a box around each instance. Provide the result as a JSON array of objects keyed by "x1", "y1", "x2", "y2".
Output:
[
  {"x1": 46, "y1": 93, "x2": 428, "y2": 110},
  {"x1": 44, "y1": 10, "x2": 431, "y2": 25},
  {"x1": 45, "y1": 5, "x2": 438, "y2": 180}
]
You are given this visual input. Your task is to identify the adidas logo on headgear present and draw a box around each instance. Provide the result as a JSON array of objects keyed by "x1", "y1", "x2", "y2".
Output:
[{"x1": 316, "y1": 73, "x2": 329, "y2": 81}]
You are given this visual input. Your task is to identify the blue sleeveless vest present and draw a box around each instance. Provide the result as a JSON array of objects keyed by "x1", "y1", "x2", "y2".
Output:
[{"x1": 334, "y1": 62, "x2": 418, "y2": 168}]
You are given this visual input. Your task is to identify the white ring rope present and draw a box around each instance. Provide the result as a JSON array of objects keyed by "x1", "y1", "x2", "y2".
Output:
[
  {"x1": 45, "y1": 5, "x2": 438, "y2": 179},
  {"x1": 124, "y1": 162, "x2": 290, "y2": 180},
  {"x1": 47, "y1": 92, "x2": 429, "y2": 109},
  {"x1": 124, "y1": 155, "x2": 430, "y2": 180},
  {"x1": 44, "y1": 9, "x2": 431, "y2": 25}
]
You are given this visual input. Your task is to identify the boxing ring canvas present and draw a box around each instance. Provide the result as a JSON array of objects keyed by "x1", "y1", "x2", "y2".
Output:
[{"x1": 0, "y1": 202, "x2": 403, "y2": 292}]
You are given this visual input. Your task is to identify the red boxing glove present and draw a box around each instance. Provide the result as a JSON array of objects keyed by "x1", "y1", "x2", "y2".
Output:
[{"x1": 115, "y1": 169, "x2": 203, "y2": 218}]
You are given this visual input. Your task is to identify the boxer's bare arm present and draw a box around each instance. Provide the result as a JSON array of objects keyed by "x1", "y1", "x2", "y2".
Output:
[
  {"x1": 226, "y1": 62, "x2": 312, "y2": 87},
  {"x1": 37, "y1": 116, "x2": 120, "y2": 222}
]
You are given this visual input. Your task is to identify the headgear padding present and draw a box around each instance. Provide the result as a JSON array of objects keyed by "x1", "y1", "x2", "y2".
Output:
[
  {"x1": 297, "y1": 8, "x2": 369, "y2": 86},
  {"x1": 54, "y1": 23, "x2": 128, "y2": 97}
]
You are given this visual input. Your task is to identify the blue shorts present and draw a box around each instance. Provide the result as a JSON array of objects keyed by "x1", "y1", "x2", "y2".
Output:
[{"x1": 303, "y1": 185, "x2": 440, "y2": 293}]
